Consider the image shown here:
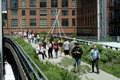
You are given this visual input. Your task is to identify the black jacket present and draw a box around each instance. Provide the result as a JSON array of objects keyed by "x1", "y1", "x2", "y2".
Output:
[{"x1": 72, "y1": 47, "x2": 83, "y2": 58}]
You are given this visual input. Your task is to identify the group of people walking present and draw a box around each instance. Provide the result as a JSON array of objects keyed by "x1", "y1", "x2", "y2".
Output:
[{"x1": 35, "y1": 36, "x2": 100, "y2": 74}]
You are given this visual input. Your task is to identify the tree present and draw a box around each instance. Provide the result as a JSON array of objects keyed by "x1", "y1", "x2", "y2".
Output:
[{"x1": 2, "y1": 18, "x2": 5, "y2": 26}]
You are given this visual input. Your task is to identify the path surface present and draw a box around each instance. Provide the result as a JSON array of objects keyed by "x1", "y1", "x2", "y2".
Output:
[{"x1": 25, "y1": 39, "x2": 120, "y2": 80}]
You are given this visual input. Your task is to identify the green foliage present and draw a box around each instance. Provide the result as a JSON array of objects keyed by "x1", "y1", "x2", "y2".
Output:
[
  {"x1": 70, "y1": 65, "x2": 91, "y2": 74},
  {"x1": 100, "y1": 54, "x2": 109, "y2": 63},
  {"x1": 2, "y1": 18, "x2": 5, "y2": 26},
  {"x1": 39, "y1": 31, "x2": 47, "y2": 35},
  {"x1": 70, "y1": 34, "x2": 76, "y2": 38},
  {"x1": 58, "y1": 57, "x2": 74, "y2": 67}
]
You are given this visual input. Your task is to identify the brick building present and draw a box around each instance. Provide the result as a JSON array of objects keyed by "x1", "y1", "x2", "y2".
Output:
[
  {"x1": 5, "y1": 0, "x2": 77, "y2": 35},
  {"x1": 109, "y1": 0, "x2": 120, "y2": 36},
  {"x1": 76, "y1": 0, "x2": 120, "y2": 36},
  {"x1": 76, "y1": 0, "x2": 97, "y2": 36}
]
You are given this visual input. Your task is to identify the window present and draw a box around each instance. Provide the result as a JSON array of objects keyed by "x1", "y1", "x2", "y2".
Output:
[
  {"x1": 72, "y1": 19, "x2": 75, "y2": 26},
  {"x1": 22, "y1": 10, "x2": 25, "y2": 16},
  {"x1": 72, "y1": 10, "x2": 75, "y2": 16},
  {"x1": 22, "y1": 0, "x2": 25, "y2": 8},
  {"x1": 110, "y1": 11, "x2": 114, "y2": 20},
  {"x1": 62, "y1": 0, "x2": 68, "y2": 7},
  {"x1": 72, "y1": 0, "x2": 75, "y2": 8},
  {"x1": 40, "y1": 0, "x2": 46, "y2": 7},
  {"x1": 51, "y1": 19, "x2": 58, "y2": 26},
  {"x1": 11, "y1": 19, "x2": 18, "y2": 27},
  {"x1": 30, "y1": 0, "x2": 36, "y2": 7},
  {"x1": 30, "y1": 10, "x2": 36, "y2": 16},
  {"x1": 51, "y1": 0, "x2": 58, "y2": 7},
  {"x1": 117, "y1": 0, "x2": 120, "y2": 6},
  {"x1": 40, "y1": 19, "x2": 47, "y2": 27},
  {"x1": 30, "y1": 19, "x2": 36, "y2": 27},
  {"x1": 62, "y1": 10, "x2": 68, "y2": 16},
  {"x1": 11, "y1": 10, "x2": 17, "y2": 17},
  {"x1": 62, "y1": 19, "x2": 68, "y2": 26},
  {"x1": 10, "y1": 0, "x2": 18, "y2": 9},
  {"x1": 110, "y1": 0, "x2": 114, "y2": 7},
  {"x1": 40, "y1": 10, "x2": 47, "y2": 16},
  {"x1": 22, "y1": 19, "x2": 25, "y2": 28},
  {"x1": 51, "y1": 10, "x2": 58, "y2": 16}
]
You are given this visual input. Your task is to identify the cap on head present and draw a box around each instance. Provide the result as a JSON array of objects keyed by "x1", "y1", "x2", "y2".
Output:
[{"x1": 74, "y1": 42, "x2": 79, "y2": 45}]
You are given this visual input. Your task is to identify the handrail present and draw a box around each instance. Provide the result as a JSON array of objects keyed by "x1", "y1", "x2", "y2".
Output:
[
  {"x1": 14, "y1": 38, "x2": 48, "y2": 80},
  {"x1": 54, "y1": 36, "x2": 120, "y2": 51},
  {"x1": 4, "y1": 37, "x2": 48, "y2": 80}
]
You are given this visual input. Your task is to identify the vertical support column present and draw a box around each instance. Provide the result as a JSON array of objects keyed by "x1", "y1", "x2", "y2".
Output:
[
  {"x1": 0, "y1": 0, "x2": 3, "y2": 79},
  {"x1": 97, "y1": 0, "x2": 100, "y2": 41}
]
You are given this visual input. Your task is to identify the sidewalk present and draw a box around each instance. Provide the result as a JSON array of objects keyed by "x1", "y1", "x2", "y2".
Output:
[{"x1": 24, "y1": 39, "x2": 120, "y2": 80}]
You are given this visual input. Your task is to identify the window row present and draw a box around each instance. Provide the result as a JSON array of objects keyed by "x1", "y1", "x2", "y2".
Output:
[
  {"x1": 11, "y1": 19, "x2": 76, "y2": 27},
  {"x1": 11, "y1": 10, "x2": 76, "y2": 17},
  {"x1": 10, "y1": 0, "x2": 76, "y2": 9}
]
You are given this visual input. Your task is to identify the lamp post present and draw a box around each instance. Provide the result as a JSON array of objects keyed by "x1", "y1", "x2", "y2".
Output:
[{"x1": 97, "y1": 0, "x2": 100, "y2": 41}]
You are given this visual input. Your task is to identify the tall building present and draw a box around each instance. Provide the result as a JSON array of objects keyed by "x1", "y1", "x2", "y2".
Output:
[
  {"x1": 109, "y1": 0, "x2": 120, "y2": 36},
  {"x1": 76, "y1": 0, "x2": 120, "y2": 37},
  {"x1": 76, "y1": 0, "x2": 97, "y2": 36},
  {"x1": 4, "y1": 0, "x2": 77, "y2": 35}
]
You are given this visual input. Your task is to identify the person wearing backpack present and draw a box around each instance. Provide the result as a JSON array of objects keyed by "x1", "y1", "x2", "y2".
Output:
[
  {"x1": 53, "y1": 40, "x2": 59, "y2": 58},
  {"x1": 48, "y1": 41, "x2": 53, "y2": 59}
]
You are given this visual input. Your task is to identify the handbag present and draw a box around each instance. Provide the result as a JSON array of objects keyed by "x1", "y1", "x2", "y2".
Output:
[{"x1": 53, "y1": 45, "x2": 57, "y2": 49}]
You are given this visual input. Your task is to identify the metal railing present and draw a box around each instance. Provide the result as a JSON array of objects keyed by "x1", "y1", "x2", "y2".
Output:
[
  {"x1": 4, "y1": 37, "x2": 48, "y2": 80},
  {"x1": 54, "y1": 36, "x2": 120, "y2": 51}
]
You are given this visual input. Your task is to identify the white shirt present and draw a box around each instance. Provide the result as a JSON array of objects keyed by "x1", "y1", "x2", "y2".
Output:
[
  {"x1": 94, "y1": 50, "x2": 98, "y2": 59},
  {"x1": 37, "y1": 35, "x2": 39, "y2": 39},
  {"x1": 63, "y1": 41, "x2": 70, "y2": 50},
  {"x1": 28, "y1": 34, "x2": 32, "y2": 39},
  {"x1": 36, "y1": 47, "x2": 39, "y2": 54},
  {"x1": 39, "y1": 47, "x2": 44, "y2": 52},
  {"x1": 24, "y1": 32, "x2": 27, "y2": 36}
]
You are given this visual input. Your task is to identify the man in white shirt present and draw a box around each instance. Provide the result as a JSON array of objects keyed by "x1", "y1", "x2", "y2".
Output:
[{"x1": 63, "y1": 39, "x2": 71, "y2": 57}]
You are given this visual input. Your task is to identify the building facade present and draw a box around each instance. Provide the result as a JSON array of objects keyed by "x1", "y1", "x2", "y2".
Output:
[
  {"x1": 109, "y1": 0, "x2": 120, "y2": 36},
  {"x1": 5, "y1": 0, "x2": 77, "y2": 35},
  {"x1": 76, "y1": 0, "x2": 97, "y2": 36}
]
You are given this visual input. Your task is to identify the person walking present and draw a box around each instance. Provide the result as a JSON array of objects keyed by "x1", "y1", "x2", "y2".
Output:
[
  {"x1": 53, "y1": 40, "x2": 59, "y2": 58},
  {"x1": 63, "y1": 39, "x2": 70, "y2": 57},
  {"x1": 71, "y1": 38, "x2": 77, "y2": 50},
  {"x1": 48, "y1": 41, "x2": 53, "y2": 59},
  {"x1": 34, "y1": 32, "x2": 37, "y2": 44},
  {"x1": 58, "y1": 38, "x2": 63, "y2": 57},
  {"x1": 28, "y1": 33, "x2": 32, "y2": 44},
  {"x1": 31, "y1": 33, "x2": 34, "y2": 43},
  {"x1": 42, "y1": 37, "x2": 47, "y2": 58},
  {"x1": 37, "y1": 34, "x2": 40, "y2": 43},
  {"x1": 72, "y1": 42, "x2": 83, "y2": 67},
  {"x1": 90, "y1": 45, "x2": 100, "y2": 74}
]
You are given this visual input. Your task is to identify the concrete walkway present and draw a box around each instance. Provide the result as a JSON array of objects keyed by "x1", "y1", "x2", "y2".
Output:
[{"x1": 24, "y1": 39, "x2": 120, "y2": 80}]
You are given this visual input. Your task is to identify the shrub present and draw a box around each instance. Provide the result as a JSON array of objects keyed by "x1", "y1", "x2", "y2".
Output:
[
  {"x1": 100, "y1": 54, "x2": 109, "y2": 63},
  {"x1": 70, "y1": 33, "x2": 76, "y2": 38},
  {"x1": 70, "y1": 65, "x2": 91, "y2": 74}
]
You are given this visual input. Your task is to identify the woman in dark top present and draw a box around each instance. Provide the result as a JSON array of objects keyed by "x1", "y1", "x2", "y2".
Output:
[
  {"x1": 58, "y1": 38, "x2": 63, "y2": 57},
  {"x1": 48, "y1": 41, "x2": 53, "y2": 59}
]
